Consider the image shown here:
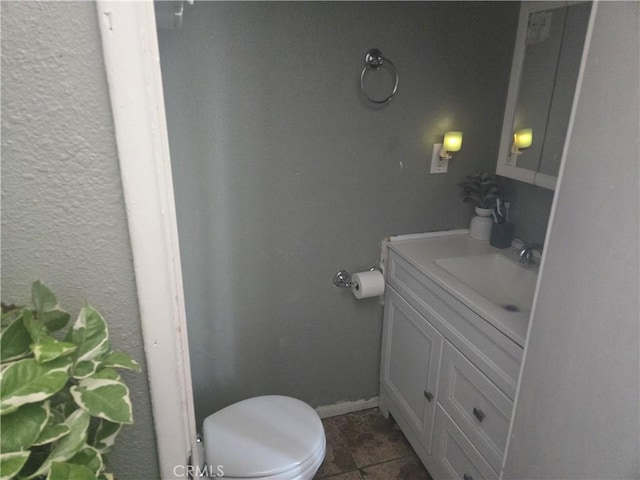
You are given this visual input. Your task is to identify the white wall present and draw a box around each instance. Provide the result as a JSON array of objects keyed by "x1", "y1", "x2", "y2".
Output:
[
  {"x1": 504, "y1": 2, "x2": 640, "y2": 477},
  {"x1": 0, "y1": 2, "x2": 160, "y2": 477},
  {"x1": 157, "y1": 1, "x2": 520, "y2": 424}
]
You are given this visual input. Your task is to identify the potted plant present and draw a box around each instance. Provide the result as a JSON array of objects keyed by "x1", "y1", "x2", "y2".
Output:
[
  {"x1": 0, "y1": 281, "x2": 140, "y2": 480},
  {"x1": 458, "y1": 172, "x2": 502, "y2": 211},
  {"x1": 458, "y1": 172, "x2": 503, "y2": 240}
]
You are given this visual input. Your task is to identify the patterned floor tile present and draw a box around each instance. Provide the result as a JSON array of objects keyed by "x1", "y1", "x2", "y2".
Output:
[
  {"x1": 315, "y1": 415, "x2": 358, "y2": 478},
  {"x1": 360, "y1": 454, "x2": 432, "y2": 480},
  {"x1": 317, "y1": 470, "x2": 363, "y2": 480},
  {"x1": 339, "y1": 409, "x2": 414, "y2": 468},
  {"x1": 314, "y1": 408, "x2": 432, "y2": 480}
]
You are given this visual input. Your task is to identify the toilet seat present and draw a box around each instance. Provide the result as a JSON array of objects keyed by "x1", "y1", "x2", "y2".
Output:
[
  {"x1": 202, "y1": 395, "x2": 326, "y2": 479},
  {"x1": 215, "y1": 445, "x2": 325, "y2": 480}
]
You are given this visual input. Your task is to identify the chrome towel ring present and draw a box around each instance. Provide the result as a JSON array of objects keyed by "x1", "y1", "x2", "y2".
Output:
[{"x1": 360, "y1": 48, "x2": 399, "y2": 104}]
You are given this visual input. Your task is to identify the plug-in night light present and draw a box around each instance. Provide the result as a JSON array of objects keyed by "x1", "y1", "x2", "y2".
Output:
[
  {"x1": 439, "y1": 131, "x2": 463, "y2": 160},
  {"x1": 511, "y1": 128, "x2": 533, "y2": 154}
]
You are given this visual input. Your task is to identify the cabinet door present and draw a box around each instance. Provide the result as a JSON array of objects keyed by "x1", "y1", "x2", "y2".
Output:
[{"x1": 381, "y1": 286, "x2": 443, "y2": 453}]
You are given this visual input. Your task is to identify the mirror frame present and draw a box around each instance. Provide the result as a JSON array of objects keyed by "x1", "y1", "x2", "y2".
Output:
[{"x1": 497, "y1": 1, "x2": 587, "y2": 191}]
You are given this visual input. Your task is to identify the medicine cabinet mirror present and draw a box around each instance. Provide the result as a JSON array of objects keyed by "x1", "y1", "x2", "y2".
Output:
[{"x1": 497, "y1": 1, "x2": 592, "y2": 190}]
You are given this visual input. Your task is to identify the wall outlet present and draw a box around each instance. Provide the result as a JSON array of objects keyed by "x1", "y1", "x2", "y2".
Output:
[{"x1": 430, "y1": 143, "x2": 449, "y2": 174}]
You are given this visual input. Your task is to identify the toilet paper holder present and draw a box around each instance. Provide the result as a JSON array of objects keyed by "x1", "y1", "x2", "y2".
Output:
[{"x1": 333, "y1": 266, "x2": 383, "y2": 289}]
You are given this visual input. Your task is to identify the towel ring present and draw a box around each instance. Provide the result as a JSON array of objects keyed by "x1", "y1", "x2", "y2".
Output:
[{"x1": 360, "y1": 49, "x2": 399, "y2": 104}]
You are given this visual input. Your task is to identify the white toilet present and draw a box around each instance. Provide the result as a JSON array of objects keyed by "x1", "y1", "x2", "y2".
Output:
[{"x1": 201, "y1": 395, "x2": 326, "y2": 479}]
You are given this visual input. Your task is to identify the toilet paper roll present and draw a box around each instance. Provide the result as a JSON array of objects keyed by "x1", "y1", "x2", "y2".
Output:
[{"x1": 351, "y1": 270, "x2": 385, "y2": 299}]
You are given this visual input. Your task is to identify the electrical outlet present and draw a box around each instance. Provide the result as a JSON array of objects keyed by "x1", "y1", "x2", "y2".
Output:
[{"x1": 430, "y1": 143, "x2": 448, "y2": 174}]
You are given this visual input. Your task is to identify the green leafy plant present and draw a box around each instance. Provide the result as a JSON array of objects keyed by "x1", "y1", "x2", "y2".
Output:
[
  {"x1": 0, "y1": 281, "x2": 140, "y2": 480},
  {"x1": 458, "y1": 172, "x2": 503, "y2": 209}
]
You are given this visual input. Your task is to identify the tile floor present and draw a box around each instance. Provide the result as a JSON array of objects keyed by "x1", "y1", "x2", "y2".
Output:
[{"x1": 314, "y1": 408, "x2": 433, "y2": 480}]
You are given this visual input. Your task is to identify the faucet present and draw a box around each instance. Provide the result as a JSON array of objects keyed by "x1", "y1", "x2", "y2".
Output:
[{"x1": 519, "y1": 243, "x2": 543, "y2": 264}]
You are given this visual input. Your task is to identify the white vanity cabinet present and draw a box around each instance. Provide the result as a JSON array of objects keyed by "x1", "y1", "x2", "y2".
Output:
[{"x1": 379, "y1": 234, "x2": 527, "y2": 480}]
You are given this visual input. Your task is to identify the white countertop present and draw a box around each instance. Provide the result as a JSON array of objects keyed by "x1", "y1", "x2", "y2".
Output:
[{"x1": 387, "y1": 231, "x2": 534, "y2": 347}]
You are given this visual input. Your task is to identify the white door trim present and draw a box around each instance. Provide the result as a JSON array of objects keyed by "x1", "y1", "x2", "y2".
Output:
[{"x1": 96, "y1": 2, "x2": 197, "y2": 478}]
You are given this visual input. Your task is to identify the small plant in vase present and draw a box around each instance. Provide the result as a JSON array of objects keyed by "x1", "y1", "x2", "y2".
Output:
[{"x1": 458, "y1": 172, "x2": 503, "y2": 240}]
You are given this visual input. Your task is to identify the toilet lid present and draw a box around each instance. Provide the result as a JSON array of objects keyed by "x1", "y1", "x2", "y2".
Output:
[{"x1": 202, "y1": 395, "x2": 325, "y2": 478}]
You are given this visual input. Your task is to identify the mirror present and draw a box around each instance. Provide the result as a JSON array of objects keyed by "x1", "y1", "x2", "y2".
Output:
[{"x1": 497, "y1": 1, "x2": 592, "y2": 190}]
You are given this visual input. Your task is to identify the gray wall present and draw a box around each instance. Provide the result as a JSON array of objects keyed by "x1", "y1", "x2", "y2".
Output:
[
  {"x1": 504, "y1": 2, "x2": 640, "y2": 477},
  {"x1": 158, "y1": 1, "x2": 519, "y2": 424},
  {"x1": 1, "y1": 2, "x2": 159, "y2": 478}
]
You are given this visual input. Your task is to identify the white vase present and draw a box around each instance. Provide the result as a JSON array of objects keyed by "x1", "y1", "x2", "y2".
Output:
[{"x1": 469, "y1": 207, "x2": 493, "y2": 241}]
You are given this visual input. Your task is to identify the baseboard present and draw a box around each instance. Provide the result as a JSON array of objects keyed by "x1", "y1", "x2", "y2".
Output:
[{"x1": 315, "y1": 396, "x2": 380, "y2": 419}]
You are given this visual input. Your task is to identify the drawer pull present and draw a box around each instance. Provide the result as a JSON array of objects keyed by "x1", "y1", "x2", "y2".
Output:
[
  {"x1": 423, "y1": 391, "x2": 434, "y2": 402},
  {"x1": 472, "y1": 407, "x2": 485, "y2": 422},
  {"x1": 463, "y1": 475, "x2": 474, "y2": 480}
]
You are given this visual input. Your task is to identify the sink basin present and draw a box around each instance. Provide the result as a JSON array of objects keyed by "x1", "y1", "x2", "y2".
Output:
[{"x1": 435, "y1": 253, "x2": 538, "y2": 314}]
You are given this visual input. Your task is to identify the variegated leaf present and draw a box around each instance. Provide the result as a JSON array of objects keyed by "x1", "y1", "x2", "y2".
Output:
[
  {"x1": 21, "y1": 309, "x2": 46, "y2": 342},
  {"x1": 101, "y1": 351, "x2": 140, "y2": 372},
  {"x1": 0, "y1": 401, "x2": 49, "y2": 453},
  {"x1": 68, "y1": 446, "x2": 103, "y2": 476},
  {"x1": 0, "y1": 451, "x2": 30, "y2": 480},
  {"x1": 88, "y1": 419, "x2": 121, "y2": 454},
  {"x1": 31, "y1": 281, "x2": 69, "y2": 332},
  {"x1": 89, "y1": 368, "x2": 120, "y2": 381},
  {"x1": 29, "y1": 409, "x2": 90, "y2": 478},
  {"x1": 31, "y1": 280, "x2": 58, "y2": 313},
  {"x1": 39, "y1": 310, "x2": 71, "y2": 333},
  {"x1": 31, "y1": 337, "x2": 77, "y2": 365},
  {"x1": 46, "y1": 461, "x2": 95, "y2": 480},
  {"x1": 70, "y1": 378, "x2": 132, "y2": 424},
  {"x1": 22, "y1": 311, "x2": 76, "y2": 364},
  {"x1": 0, "y1": 357, "x2": 71, "y2": 415},
  {"x1": 71, "y1": 359, "x2": 101, "y2": 380},
  {"x1": 33, "y1": 409, "x2": 71, "y2": 447},
  {"x1": 0, "y1": 312, "x2": 31, "y2": 362},
  {"x1": 69, "y1": 307, "x2": 110, "y2": 376}
]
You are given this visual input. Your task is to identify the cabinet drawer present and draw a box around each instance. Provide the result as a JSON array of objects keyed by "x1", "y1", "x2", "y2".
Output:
[
  {"x1": 432, "y1": 405, "x2": 497, "y2": 480},
  {"x1": 387, "y1": 251, "x2": 522, "y2": 398},
  {"x1": 438, "y1": 341, "x2": 512, "y2": 473}
]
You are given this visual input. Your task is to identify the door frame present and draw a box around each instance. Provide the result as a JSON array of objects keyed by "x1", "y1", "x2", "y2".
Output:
[{"x1": 96, "y1": 2, "x2": 197, "y2": 478}]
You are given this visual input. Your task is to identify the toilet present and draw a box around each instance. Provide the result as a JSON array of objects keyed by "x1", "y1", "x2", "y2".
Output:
[{"x1": 201, "y1": 395, "x2": 326, "y2": 479}]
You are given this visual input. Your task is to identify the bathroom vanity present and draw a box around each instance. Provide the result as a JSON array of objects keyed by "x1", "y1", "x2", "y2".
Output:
[{"x1": 379, "y1": 231, "x2": 538, "y2": 479}]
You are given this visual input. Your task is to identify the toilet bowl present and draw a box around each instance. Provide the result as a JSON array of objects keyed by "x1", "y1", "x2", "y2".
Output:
[{"x1": 201, "y1": 395, "x2": 326, "y2": 479}]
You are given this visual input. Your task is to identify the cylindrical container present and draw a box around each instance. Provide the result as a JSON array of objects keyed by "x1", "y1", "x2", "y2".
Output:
[
  {"x1": 490, "y1": 222, "x2": 515, "y2": 248},
  {"x1": 469, "y1": 207, "x2": 493, "y2": 241}
]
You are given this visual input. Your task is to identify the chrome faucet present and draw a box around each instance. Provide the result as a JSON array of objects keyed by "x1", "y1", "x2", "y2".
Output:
[{"x1": 519, "y1": 243, "x2": 543, "y2": 264}]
